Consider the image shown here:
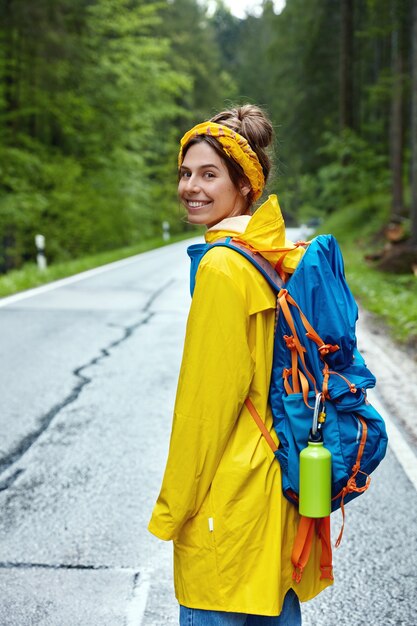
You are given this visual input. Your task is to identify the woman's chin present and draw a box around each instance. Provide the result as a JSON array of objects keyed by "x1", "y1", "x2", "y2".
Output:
[{"x1": 187, "y1": 212, "x2": 208, "y2": 226}]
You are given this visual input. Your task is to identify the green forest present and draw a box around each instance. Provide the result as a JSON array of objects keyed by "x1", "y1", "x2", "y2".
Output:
[{"x1": 1, "y1": 0, "x2": 417, "y2": 294}]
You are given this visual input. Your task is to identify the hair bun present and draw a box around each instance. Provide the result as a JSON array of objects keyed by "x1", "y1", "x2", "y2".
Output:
[
  {"x1": 238, "y1": 105, "x2": 273, "y2": 149},
  {"x1": 211, "y1": 104, "x2": 273, "y2": 150}
]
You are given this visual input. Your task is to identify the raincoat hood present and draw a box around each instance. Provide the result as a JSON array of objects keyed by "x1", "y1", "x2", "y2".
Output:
[{"x1": 205, "y1": 194, "x2": 304, "y2": 274}]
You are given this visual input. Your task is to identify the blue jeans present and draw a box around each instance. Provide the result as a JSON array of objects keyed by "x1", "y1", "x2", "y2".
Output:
[{"x1": 179, "y1": 590, "x2": 301, "y2": 625}]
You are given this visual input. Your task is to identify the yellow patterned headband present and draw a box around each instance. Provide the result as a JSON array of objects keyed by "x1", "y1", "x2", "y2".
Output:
[{"x1": 178, "y1": 122, "x2": 265, "y2": 201}]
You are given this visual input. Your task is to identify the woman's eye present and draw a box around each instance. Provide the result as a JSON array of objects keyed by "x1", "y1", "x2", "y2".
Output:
[
  {"x1": 204, "y1": 172, "x2": 215, "y2": 178},
  {"x1": 181, "y1": 171, "x2": 191, "y2": 178}
]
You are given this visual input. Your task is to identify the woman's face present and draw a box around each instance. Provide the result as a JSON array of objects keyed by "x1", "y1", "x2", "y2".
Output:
[{"x1": 178, "y1": 141, "x2": 250, "y2": 228}]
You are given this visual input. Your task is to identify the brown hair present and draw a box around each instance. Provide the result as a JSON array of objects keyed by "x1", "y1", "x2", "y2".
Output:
[{"x1": 181, "y1": 105, "x2": 274, "y2": 209}]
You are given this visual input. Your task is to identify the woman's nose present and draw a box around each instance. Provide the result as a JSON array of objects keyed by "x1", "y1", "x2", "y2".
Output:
[{"x1": 185, "y1": 175, "x2": 200, "y2": 192}]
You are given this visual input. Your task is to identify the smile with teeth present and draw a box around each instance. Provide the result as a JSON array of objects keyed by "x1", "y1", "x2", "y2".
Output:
[{"x1": 187, "y1": 200, "x2": 211, "y2": 208}]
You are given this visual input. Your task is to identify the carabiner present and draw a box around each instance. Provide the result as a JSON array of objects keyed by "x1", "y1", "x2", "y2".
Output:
[{"x1": 312, "y1": 392, "x2": 324, "y2": 436}]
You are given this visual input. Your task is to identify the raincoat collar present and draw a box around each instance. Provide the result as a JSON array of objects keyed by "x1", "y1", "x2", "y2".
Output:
[{"x1": 205, "y1": 194, "x2": 304, "y2": 273}]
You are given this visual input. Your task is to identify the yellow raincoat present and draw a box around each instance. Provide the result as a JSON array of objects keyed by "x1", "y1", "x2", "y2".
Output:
[{"x1": 148, "y1": 195, "x2": 332, "y2": 615}]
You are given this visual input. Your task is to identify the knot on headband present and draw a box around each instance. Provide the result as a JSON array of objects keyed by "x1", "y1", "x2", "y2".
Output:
[{"x1": 178, "y1": 122, "x2": 265, "y2": 201}]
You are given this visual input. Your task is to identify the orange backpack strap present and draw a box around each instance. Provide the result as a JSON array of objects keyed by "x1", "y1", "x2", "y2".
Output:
[
  {"x1": 291, "y1": 516, "x2": 333, "y2": 583},
  {"x1": 283, "y1": 292, "x2": 340, "y2": 356},
  {"x1": 278, "y1": 290, "x2": 319, "y2": 406},
  {"x1": 333, "y1": 415, "x2": 371, "y2": 547},
  {"x1": 278, "y1": 289, "x2": 341, "y2": 407},
  {"x1": 245, "y1": 398, "x2": 278, "y2": 453},
  {"x1": 317, "y1": 516, "x2": 334, "y2": 580},
  {"x1": 291, "y1": 516, "x2": 315, "y2": 583}
]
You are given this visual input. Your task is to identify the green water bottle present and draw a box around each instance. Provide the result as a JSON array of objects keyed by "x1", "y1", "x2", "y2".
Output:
[
  {"x1": 299, "y1": 394, "x2": 332, "y2": 518},
  {"x1": 299, "y1": 430, "x2": 332, "y2": 517}
]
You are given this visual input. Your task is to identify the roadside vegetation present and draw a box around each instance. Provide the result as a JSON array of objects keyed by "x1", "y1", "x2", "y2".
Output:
[{"x1": 317, "y1": 197, "x2": 417, "y2": 347}]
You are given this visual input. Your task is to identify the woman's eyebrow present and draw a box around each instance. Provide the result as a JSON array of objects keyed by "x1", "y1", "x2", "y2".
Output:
[
  {"x1": 180, "y1": 163, "x2": 221, "y2": 171},
  {"x1": 199, "y1": 163, "x2": 221, "y2": 170}
]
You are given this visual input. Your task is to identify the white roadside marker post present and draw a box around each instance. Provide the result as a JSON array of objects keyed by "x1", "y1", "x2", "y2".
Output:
[
  {"x1": 162, "y1": 221, "x2": 170, "y2": 242},
  {"x1": 35, "y1": 234, "x2": 47, "y2": 271}
]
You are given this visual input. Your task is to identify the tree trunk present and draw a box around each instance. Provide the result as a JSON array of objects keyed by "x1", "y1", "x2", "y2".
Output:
[
  {"x1": 389, "y1": 0, "x2": 404, "y2": 220},
  {"x1": 3, "y1": 0, "x2": 19, "y2": 136},
  {"x1": 411, "y1": 0, "x2": 417, "y2": 247},
  {"x1": 340, "y1": 0, "x2": 354, "y2": 129}
]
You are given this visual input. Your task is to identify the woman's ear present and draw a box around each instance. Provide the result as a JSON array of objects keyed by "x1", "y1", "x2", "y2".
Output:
[{"x1": 239, "y1": 179, "x2": 251, "y2": 197}]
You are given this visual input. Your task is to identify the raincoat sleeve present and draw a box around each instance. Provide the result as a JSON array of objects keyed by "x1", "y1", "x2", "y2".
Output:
[{"x1": 148, "y1": 260, "x2": 255, "y2": 541}]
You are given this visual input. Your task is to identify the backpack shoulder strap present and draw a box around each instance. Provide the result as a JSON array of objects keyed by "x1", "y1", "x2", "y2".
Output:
[
  {"x1": 209, "y1": 237, "x2": 284, "y2": 292},
  {"x1": 187, "y1": 236, "x2": 285, "y2": 296}
]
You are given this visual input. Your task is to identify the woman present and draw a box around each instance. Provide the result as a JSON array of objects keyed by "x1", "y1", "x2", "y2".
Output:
[{"x1": 148, "y1": 105, "x2": 332, "y2": 624}]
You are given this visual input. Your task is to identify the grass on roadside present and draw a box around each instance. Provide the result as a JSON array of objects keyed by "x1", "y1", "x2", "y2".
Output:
[
  {"x1": 0, "y1": 232, "x2": 195, "y2": 299},
  {"x1": 341, "y1": 249, "x2": 416, "y2": 343},
  {"x1": 317, "y1": 195, "x2": 417, "y2": 346}
]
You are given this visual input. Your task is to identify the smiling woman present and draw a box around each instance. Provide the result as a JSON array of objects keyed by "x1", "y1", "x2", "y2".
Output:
[
  {"x1": 148, "y1": 105, "x2": 331, "y2": 624},
  {"x1": 177, "y1": 108, "x2": 272, "y2": 222}
]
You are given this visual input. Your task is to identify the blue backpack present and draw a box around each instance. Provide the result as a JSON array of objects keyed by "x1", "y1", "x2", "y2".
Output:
[{"x1": 187, "y1": 235, "x2": 388, "y2": 581}]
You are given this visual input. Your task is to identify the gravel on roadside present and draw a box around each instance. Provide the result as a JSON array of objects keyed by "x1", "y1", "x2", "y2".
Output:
[{"x1": 356, "y1": 307, "x2": 417, "y2": 453}]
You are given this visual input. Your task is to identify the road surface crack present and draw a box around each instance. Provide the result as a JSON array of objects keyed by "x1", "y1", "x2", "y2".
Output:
[
  {"x1": 0, "y1": 561, "x2": 139, "y2": 572},
  {"x1": 0, "y1": 280, "x2": 173, "y2": 490}
]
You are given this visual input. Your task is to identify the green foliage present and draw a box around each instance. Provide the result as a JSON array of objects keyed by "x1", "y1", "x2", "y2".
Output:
[
  {"x1": 161, "y1": 0, "x2": 236, "y2": 125},
  {"x1": 315, "y1": 130, "x2": 390, "y2": 213},
  {"x1": 344, "y1": 257, "x2": 417, "y2": 344},
  {"x1": 277, "y1": 130, "x2": 390, "y2": 225},
  {"x1": 0, "y1": 0, "x2": 239, "y2": 273},
  {"x1": 316, "y1": 198, "x2": 417, "y2": 345},
  {"x1": 211, "y1": 0, "x2": 414, "y2": 233},
  {"x1": 0, "y1": 0, "x2": 196, "y2": 271},
  {"x1": 315, "y1": 193, "x2": 390, "y2": 244}
]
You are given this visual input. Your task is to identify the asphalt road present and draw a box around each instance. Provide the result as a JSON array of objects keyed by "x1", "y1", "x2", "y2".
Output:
[{"x1": 0, "y1": 233, "x2": 415, "y2": 626}]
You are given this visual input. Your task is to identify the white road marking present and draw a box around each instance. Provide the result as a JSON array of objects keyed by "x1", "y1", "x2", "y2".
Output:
[
  {"x1": 0, "y1": 252, "x2": 163, "y2": 309},
  {"x1": 126, "y1": 571, "x2": 151, "y2": 626},
  {"x1": 367, "y1": 389, "x2": 417, "y2": 491}
]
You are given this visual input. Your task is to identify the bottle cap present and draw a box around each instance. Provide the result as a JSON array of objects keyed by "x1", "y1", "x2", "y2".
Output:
[{"x1": 308, "y1": 428, "x2": 323, "y2": 443}]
